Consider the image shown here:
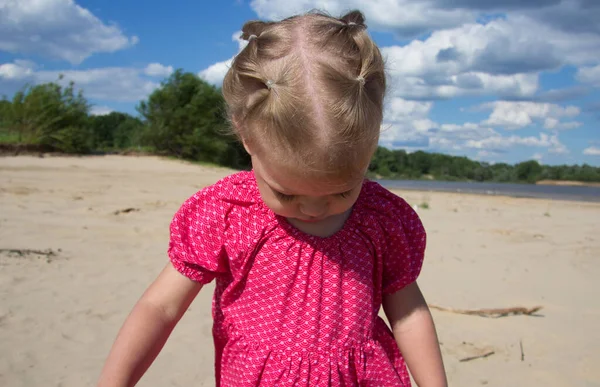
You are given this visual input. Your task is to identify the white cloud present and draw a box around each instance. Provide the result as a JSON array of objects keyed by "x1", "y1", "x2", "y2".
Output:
[
  {"x1": 380, "y1": 99, "x2": 504, "y2": 152},
  {"x1": 0, "y1": 60, "x2": 35, "y2": 79},
  {"x1": 380, "y1": 98, "x2": 436, "y2": 148},
  {"x1": 379, "y1": 99, "x2": 573, "y2": 157},
  {"x1": 475, "y1": 150, "x2": 504, "y2": 161},
  {"x1": 383, "y1": 18, "x2": 557, "y2": 75},
  {"x1": 465, "y1": 132, "x2": 564, "y2": 150},
  {"x1": 479, "y1": 101, "x2": 580, "y2": 129},
  {"x1": 438, "y1": 122, "x2": 497, "y2": 139},
  {"x1": 0, "y1": 0, "x2": 138, "y2": 64},
  {"x1": 232, "y1": 30, "x2": 248, "y2": 51},
  {"x1": 198, "y1": 31, "x2": 247, "y2": 86},
  {"x1": 249, "y1": 0, "x2": 594, "y2": 41},
  {"x1": 380, "y1": 123, "x2": 434, "y2": 149},
  {"x1": 543, "y1": 118, "x2": 582, "y2": 130},
  {"x1": 431, "y1": 123, "x2": 500, "y2": 152},
  {"x1": 546, "y1": 134, "x2": 569, "y2": 154},
  {"x1": 37, "y1": 68, "x2": 158, "y2": 102},
  {"x1": 250, "y1": 0, "x2": 475, "y2": 39},
  {"x1": 385, "y1": 69, "x2": 539, "y2": 101},
  {"x1": 519, "y1": 0, "x2": 600, "y2": 37},
  {"x1": 381, "y1": 10, "x2": 600, "y2": 100},
  {"x1": 243, "y1": 1, "x2": 600, "y2": 102},
  {"x1": 204, "y1": 2, "x2": 600, "y2": 102},
  {"x1": 90, "y1": 106, "x2": 113, "y2": 116},
  {"x1": 384, "y1": 98, "x2": 432, "y2": 121},
  {"x1": 250, "y1": 0, "x2": 600, "y2": 44},
  {"x1": 576, "y1": 65, "x2": 600, "y2": 86},
  {"x1": 0, "y1": 60, "x2": 168, "y2": 102},
  {"x1": 583, "y1": 146, "x2": 600, "y2": 156},
  {"x1": 532, "y1": 153, "x2": 543, "y2": 161},
  {"x1": 144, "y1": 63, "x2": 174, "y2": 77},
  {"x1": 251, "y1": 1, "x2": 599, "y2": 64},
  {"x1": 504, "y1": 14, "x2": 600, "y2": 67},
  {"x1": 381, "y1": 18, "x2": 554, "y2": 100},
  {"x1": 199, "y1": 59, "x2": 232, "y2": 86}
]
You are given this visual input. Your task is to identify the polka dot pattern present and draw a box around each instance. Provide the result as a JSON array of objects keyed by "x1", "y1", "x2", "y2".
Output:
[{"x1": 168, "y1": 171, "x2": 426, "y2": 386}]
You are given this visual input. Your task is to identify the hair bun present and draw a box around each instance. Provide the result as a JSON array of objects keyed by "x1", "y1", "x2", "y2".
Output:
[
  {"x1": 241, "y1": 20, "x2": 270, "y2": 41},
  {"x1": 340, "y1": 10, "x2": 366, "y2": 28}
]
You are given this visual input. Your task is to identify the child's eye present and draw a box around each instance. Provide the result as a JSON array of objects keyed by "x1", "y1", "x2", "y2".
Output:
[
  {"x1": 275, "y1": 191, "x2": 296, "y2": 202},
  {"x1": 337, "y1": 190, "x2": 353, "y2": 199}
]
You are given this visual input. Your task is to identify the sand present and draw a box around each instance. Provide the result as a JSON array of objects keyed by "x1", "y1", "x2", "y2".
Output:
[{"x1": 1, "y1": 155, "x2": 599, "y2": 387}]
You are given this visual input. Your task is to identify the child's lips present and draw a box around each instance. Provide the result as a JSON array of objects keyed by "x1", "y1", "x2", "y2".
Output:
[{"x1": 297, "y1": 217, "x2": 324, "y2": 223}]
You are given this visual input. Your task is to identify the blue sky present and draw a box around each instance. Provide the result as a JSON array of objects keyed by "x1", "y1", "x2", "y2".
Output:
[{"x1": 1, "y1": 0, "x2": 599, "y2": 166}]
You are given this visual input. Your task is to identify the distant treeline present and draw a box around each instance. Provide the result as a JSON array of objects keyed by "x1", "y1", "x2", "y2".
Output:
[
  {"x1": 0, "y1": 70, "x2": 249, "y2": 169},
  {"x1": 368, "y1": 147, "x2": 600, "y2": 183},
  {"x1": 1, "y1": 70, "x2": 599, "y2": 184}
]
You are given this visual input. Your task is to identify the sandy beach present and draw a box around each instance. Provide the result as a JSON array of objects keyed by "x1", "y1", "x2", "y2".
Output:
[{"x1": 1, "y1": 155, "x2": 599, "y2": 387}]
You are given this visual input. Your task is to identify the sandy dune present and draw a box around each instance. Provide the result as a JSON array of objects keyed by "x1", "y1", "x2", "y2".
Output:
[{"x1": 1, "y1": 155, "x2": 599, "y2": 386}]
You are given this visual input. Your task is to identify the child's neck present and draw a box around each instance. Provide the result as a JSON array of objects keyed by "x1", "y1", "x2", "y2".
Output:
[{"x1": 286, "y1": 209, "x2": 352, "y2": 238}]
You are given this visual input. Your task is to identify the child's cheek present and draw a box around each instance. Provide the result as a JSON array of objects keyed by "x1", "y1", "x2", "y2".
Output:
[
  {"x1": 262, "y1": 195, "x2": 294, "y2": 217},
  {"x1": 276, "y1": 202, "x2": 297, "y2": 217}
]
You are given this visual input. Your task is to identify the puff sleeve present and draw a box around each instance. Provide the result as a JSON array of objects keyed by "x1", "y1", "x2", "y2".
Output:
[
  {"x1": 168, "y1": 187, "x2": 230, "y2": 284},
  {"x1": 381, "y1": 193, "x2": 427, "y2": 295}
]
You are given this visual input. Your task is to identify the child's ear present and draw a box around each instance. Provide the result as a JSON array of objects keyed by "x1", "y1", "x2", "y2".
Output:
[
  {"x1": 231, "y1": 115, "x2": 253, "y2": 155},
  {"x1": 242, "y1": 139, "x2": 252, "y2": 155}
]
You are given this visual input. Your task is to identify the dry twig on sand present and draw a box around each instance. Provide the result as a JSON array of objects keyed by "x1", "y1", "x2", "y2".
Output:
[
  {"x1": 113, "y1": 207, "x2": 140, "y2": 215},
  {"x1": 520, "y1": 340, "x2": 525, "y2": 361},
  {"x1": 0, "y1": 248, "x2": 60, "y2": 263},
  {"x1": 428, "y1": 304, "x2": 543, "y2": 318},
  {"x1": 0, "y1": 248, "x2": 57, "y2": 257},
  {"x1": 459, "y1": 351, "x2": 495, "y2": 362}
]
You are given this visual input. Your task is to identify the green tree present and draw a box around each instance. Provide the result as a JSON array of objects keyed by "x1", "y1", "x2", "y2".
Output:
[
  {"x1": 0, "y1": 98, "x2": 10, "y2": 122},
  {"x1": 1, "y1": 78, "x2": 91, "y2": 153},
  {"x1": 137, "y1": 69, "x2": 248, "y2": 168},
  {"x1": 89, "y1": 112, "x2": 143, "y2": 150},
  {"x1": 368, "y1": 147, "x2": 395, "y2": 177},
  {"x1": 515, "y1": 160, "x2": 543, "y2": 182},
  {"x1": 409, "y1": 150, "x2": 432, "y2": 175}
]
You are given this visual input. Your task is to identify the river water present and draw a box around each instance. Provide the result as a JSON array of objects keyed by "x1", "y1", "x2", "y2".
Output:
[{"x1": 377, "y1": 179, "x2": 600, "y2": 202}]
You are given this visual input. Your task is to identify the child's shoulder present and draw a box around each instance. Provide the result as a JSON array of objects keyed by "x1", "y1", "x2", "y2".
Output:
[
  {"x1": 188, "y1": 170, "x2": 256, "y2": 200},
  {"x1": 360, "y1": 179, "x2": 424, "y2": 231},
  {"x1": 172, "y1": 170, "x2": 259, "y2": 226},
  {"x1": 362, "y1": 179, "x2": 414, "y2": 212}
]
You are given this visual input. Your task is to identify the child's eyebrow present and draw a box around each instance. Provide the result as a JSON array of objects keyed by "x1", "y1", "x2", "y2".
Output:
[{"x1": 268, "y1": 182, "x2": 355, "y2": 197}]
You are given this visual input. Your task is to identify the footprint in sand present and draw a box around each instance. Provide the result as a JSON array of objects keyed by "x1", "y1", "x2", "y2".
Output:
[{"x1": 0, "y1": 186, "x2": 40, "y2": 196}]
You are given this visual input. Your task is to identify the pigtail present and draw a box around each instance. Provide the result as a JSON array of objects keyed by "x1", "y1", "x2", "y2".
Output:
[
  {"x1": 337, "y1": 10, "x2": 384, "y2": 95},
  {"x1": 340, "y1": 10, "x2": 366, "y2": 27},
  {"x1": 311, "y1": 10, "x2": 384, "y2": 138},
  {"x1": 225, "y1": 17, "x2": 298, "y2": 141}
]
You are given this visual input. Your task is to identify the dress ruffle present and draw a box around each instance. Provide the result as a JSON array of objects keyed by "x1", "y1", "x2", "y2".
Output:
[{"x1": 217, "y1": 319, "x2": 410, "y2": 386}]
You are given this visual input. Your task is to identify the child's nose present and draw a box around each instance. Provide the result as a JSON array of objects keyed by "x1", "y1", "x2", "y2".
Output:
[{"x1": 299, "y1": 199, "x2": 327, "y2": 217}]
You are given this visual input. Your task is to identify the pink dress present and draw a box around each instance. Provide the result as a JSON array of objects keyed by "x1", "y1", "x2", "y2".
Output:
[{"x1": 168, "y1": 171, "x2": 426, "y2": 386}]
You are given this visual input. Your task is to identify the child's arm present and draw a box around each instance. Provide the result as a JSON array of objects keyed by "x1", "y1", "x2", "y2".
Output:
[
  {"x1": 97, "y1": 263, "x2": 203, "y2": 387},
  {"x1": 383, "y1": 282, "x2": 448, "y2": 387}
]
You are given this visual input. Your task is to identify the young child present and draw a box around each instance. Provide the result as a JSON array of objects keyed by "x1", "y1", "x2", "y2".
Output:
[{"x1": 97, "y1": 10, "x2": 447, "y2": 387}]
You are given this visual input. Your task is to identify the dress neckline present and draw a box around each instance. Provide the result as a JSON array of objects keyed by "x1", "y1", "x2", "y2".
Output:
[{"x1": 248, "y1": 172, "x2": 370, "y2": 244}]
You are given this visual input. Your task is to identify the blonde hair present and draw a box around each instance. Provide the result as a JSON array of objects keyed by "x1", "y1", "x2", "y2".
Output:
[{"x1": 222, "y1": 10, "x2": 386, "y2": 178}]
